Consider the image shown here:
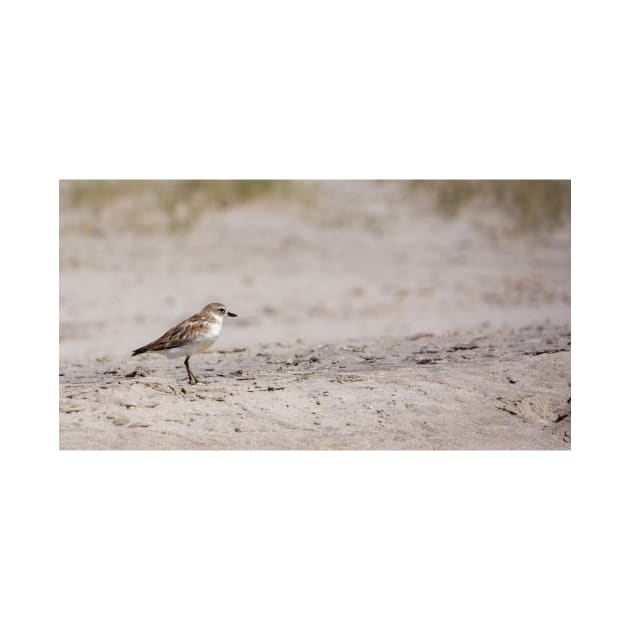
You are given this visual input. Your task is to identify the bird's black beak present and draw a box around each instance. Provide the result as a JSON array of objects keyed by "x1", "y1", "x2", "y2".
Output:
[{"x1": 227, "y1": 312, "x2": 238, "y2": 317}]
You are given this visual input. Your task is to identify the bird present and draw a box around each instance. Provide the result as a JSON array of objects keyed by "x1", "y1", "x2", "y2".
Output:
[{"x1": 131, "y1": 302, "x2": 238, "y2": 384}]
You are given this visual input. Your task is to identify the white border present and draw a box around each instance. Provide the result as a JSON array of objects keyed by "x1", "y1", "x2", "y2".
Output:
[{"x1": 4, "y1": 1, "x2": 629, "y2": 629}]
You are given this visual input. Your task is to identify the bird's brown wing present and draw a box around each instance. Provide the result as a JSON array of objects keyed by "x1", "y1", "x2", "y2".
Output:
[{"x1": 132, "y1": 314, "x2": 208, "y2": 355}]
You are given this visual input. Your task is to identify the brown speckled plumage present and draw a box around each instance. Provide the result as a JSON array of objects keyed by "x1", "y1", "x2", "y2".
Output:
[{"x1": 132, "y1": 302, "x2": 238, "y2": 384}]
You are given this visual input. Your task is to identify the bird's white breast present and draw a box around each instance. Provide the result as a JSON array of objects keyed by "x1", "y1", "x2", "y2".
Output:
[{"x1": 159, "y1": 320, "x2": 223, "y2": 359}]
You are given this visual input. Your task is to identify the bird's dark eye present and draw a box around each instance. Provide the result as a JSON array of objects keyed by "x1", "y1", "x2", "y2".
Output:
[{"x1": 220, "y1": 308, "x2": 225, "y2": 313}]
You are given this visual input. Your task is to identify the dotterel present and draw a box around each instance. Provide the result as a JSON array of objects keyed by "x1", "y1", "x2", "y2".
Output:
[{"x1": 132, "y1": 302, "x2": 238, "y2": 384}]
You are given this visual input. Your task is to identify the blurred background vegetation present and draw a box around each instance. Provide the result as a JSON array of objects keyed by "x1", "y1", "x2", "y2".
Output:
[
  {"x1": 410, "y1": 180, "x2": 570, "y2": 231},
  {"x1": 62, "y1": 180, "x2": 285, "y2": 211},
  {"x1": 60, "y1": 180, "x2": 570, "y2": 234}
]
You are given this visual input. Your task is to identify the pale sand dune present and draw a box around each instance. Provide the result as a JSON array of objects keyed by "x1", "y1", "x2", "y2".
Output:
[
  {"x1": 60, "y1": 183, "x2": 570, "y2": 449},
  {"x1": 60, "y1": 327, "x2": 570, "y2": 449}
]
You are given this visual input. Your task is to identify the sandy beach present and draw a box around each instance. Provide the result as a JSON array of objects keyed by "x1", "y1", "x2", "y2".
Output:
[{"x1": 60, "y1": 181, "x2": 571, "y2": 449}]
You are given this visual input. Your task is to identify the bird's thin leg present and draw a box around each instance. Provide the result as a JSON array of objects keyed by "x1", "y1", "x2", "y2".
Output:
[{"x1": 184, "y1": 356, "x2": 198, "y2": 385}]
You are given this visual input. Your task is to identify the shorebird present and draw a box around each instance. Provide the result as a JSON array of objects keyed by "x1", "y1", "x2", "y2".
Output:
[{"x1": 132, "y1": 302, "x2": 238, "y2": 384}]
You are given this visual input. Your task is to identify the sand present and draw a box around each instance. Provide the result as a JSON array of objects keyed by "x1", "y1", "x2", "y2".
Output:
[{"x1": 60, "y1": 182, "x2": 571, "y2": 449}]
